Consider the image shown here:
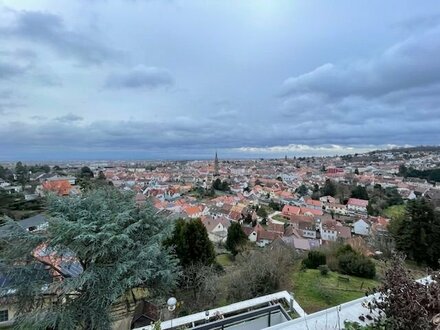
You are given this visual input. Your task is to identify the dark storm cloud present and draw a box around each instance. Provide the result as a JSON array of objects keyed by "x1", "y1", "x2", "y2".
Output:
[
  {"x1": 1, "y1": 1, "x2": 440, "y2": 160},
  {"x1": 0, "y1": 8, "x2": 120, "y2": 65},
  {"x1": 1, "y1": 113, "x2": 439, "y2": 157},
  {"x1": 105, "y1": 66, "x2": 174, "y2": 89}
]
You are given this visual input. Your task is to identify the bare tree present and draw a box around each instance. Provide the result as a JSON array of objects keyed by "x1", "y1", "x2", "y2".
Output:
[
  {"x1": 370, "y1": 255, "x2": 440, "y2": 329},
  {"x1": 225, "y1": 242, "x2": 294, "y2": 301},
  {"x1": 179, "y1": 264, "x2": 221, "y2": 311}
]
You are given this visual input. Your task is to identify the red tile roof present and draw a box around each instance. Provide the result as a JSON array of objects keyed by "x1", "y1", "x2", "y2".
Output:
[
  {"x1": 300, "y1": 207, "x2": 323, "y2": 216},
  {"x1": 42, "y1": 180, "x2": 72, "y2": 196},
  {"x1": 282, "y1": 205, "x2": 300, "y2": 216},
  {"x1": 305, "y1": 198, "x2": 321, "y2": 207},
  {"x1": 347, "y1": 198, "x2": 369, "y2": 207}
]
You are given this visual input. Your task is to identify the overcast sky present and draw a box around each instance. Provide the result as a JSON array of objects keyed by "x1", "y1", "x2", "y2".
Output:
[{"x1": 1, "y1": 0, "x2": 440, "y2": 161}]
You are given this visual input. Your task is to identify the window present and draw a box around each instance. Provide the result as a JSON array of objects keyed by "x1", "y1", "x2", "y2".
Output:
[{"x1": 0, "y1": 310, "x2": 8, "y2": 322}]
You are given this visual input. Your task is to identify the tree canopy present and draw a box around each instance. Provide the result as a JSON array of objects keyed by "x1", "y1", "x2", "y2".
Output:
[
  {"x1": 392, "y1": 199, "x2": 440, "y2": 268},
  {"x1": 399, "y1": 164, "x2": 440, "y2": 183},
  {"x1": 367, "y1": 186, "x2": 403, "y2": 216},
  {"x1": 212, "y1": 178, "x2": 230, "y2": 192},
  {"x1": 225, "y1": 222, "x2": 247, "y2": 256},
  {"x1": 166, "y1": 218, "x2": 215, "y2": 268},
  {"x1": 256, "y1": 207, "x2": 268, "y2": 219},
  {"x1": 15, "y1": 161, "x2": 29, "y2": 187},
  {"x1": 321, "y1": 179, "x2": 337, "y2": 197},
  {"x1": 295, "y1": 184, "x2": 308, "y2": 197},
  {"x1": 351, "y1": 185, "x2": 369, "y2": 200},
  {"x1": 79, "y1": 166, "x2": 94, "y2": 179},
  {"x1": 0, "y1": 187, "x2": 179, "y2": 329},
  {"x1": 225, "y1": 243, "x2": 294, "y2": 301}
]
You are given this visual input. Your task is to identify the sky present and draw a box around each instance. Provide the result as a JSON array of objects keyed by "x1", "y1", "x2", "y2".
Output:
[{"x1": 0, "y1": 0, "x2": 440, "y2": 161}]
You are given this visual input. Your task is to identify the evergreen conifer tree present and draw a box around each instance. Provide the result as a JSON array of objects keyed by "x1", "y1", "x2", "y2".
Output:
[{"x1": 0, "y1": 188, "x2": 179, "y2": 329}]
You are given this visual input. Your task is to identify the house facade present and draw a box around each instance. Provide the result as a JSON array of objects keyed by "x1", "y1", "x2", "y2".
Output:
[{"x1": 353, "y1": 219, "x2": 371, "y2": 236}]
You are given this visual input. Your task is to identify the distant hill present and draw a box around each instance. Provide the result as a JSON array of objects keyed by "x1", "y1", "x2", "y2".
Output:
[{"x1": 368, "y1": 145, "x2": 440, "y2": 154}]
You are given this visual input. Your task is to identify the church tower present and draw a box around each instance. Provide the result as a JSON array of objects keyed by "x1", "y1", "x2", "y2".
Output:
[{"x1": 214, "y1": 151, "x2": 219, "y2": 176}]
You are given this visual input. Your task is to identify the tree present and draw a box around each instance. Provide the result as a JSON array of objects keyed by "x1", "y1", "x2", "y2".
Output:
[
  {"x1": 321, "y1": 179, "x2": 337, "y2": 197},
  {"x1": 220, "y1": 180, "x2": 230, "y2": 191},
  {"x1": 302, "y1": 250, "x2": 326, "y2": 269},
  {"x1": 268, "y1": 200, "x2": 283, "y2": 211},
  {"x1": 179, "y1": 263, "x2": 221, "y2": 311},
  {"x1": 0, "y1": 165, "x2": 5, "y2": 179},
  {"x1": 354, "y1": 168, "x2": 359, "y2": 175},
  {"x1": 243, "y1": 213, "x2": 253, "y2": 224},
  {"x1": 41, "y1": 164, "x2": 50, "y2": 174},
  {"x1": 367, "y1": 186, "x2": 404, "y2": 216},
  {"x1": 226, "y1": 243, "x2": 294, "y2": 301},
  {"x1": 399, "y1": 166, "x2": 440, "y2": 183},
  {"x1": 311, "y1": 184, "x2": 321, "y2": 200},
  {"x1": 392, "y1": 199, "x2": 440, "y2": 268},
  {"x1": 256, "y1": 207, "x2": 268, "y2": 219},
  {"x1": 351, "y1": 185, "x2": 369, "y2": 200},
  {"x1": 212, "y1": 178, "x2": 229, "y2": 192},
  {"x1": 0, "y1": 187, "x2": 179, "y2": 329},
  {"x1": 337, "y1": 251, "x2": 376, "y2": 279},
  {"x1": 334, "y1": 244, "x2": 376, "y2": 278},
  {"x1": 0, "y1": 165, "x2": 13, "y2": 182},
  {"x1": 225, "y1": 222, "x2": 247, "y2": 256},
  {"x1": 295, "y1": 184, "x2": 308, "y2": 197},
  {"x1": 97, "y1": 170, "x2": 106, "y2": 180},
  {"x1": 79, "y1": 166, "x2": 94, "y2": 179},
  {"x1": 167, "y1": 218, "x2": 215, "y2": 267},
  {"x1": 212, "y1": 178, "x2": 221, "y2": 190},
  {"x1": 370, "y1": 255, "x2": 440, "y2": 329},
  {"x1": 15, "y1": 161, "x2": 28, "y2": 187}
]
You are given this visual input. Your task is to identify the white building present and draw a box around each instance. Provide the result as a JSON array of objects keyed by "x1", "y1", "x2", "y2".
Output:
[{"x1": 354, "y1": 219, "x2": 371, "y2": 236}]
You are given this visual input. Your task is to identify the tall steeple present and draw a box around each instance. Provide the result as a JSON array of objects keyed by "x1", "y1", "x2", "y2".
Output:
[{"x1": 214, "y1": 151, "x2": 219, "y2": 176}]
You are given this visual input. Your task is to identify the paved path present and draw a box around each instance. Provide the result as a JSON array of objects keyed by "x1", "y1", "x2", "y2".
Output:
[{"x1": 268, "y1": 210, "x2": 283, "y2": 223}]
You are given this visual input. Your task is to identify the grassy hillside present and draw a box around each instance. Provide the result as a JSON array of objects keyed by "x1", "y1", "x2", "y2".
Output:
[
  {"x1": 291, "y1": 267, "x2": 380, "y2": 313},
  {"x1": 383, "y1": 204, "x2": 405, "y2": 220}
]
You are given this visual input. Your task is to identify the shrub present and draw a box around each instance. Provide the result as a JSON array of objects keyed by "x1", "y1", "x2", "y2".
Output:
[
  {"x1": 302, "y1": 250, "x2": 326, "y2": 269},
  {"x1": 336, "y1": 244, "x2": 355, "y2": 256},
  {"x1": 318, "y1": 264, "x2": 330, "y2": 275},
  {"x1": 338, "y1": 252, "x2": 376, "y2": 279}
]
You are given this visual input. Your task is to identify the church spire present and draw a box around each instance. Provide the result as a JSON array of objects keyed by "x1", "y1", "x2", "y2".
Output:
[{"x1": 214, "y1": 151, "x2": 219, "y2": 176}]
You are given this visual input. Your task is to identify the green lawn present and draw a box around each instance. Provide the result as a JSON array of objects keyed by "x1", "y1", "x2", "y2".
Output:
[
  {"x1": 383, "y1": 204, "x2": 405, "y2": 220},
  {"x1": 272, "y1": 214, "x2": 287, "y2": 222},
  {"x1": 291, "y1": 267, "x2": 380, "y2": 313},
  {"x1": 216, "y1": 254, "x2": 233, "y2": 267}
]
